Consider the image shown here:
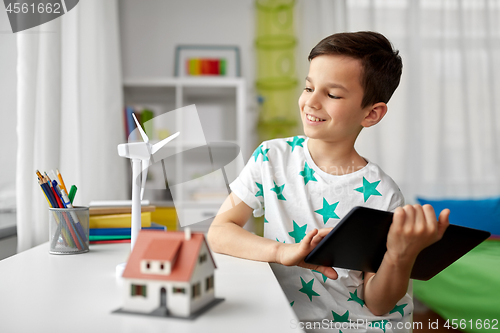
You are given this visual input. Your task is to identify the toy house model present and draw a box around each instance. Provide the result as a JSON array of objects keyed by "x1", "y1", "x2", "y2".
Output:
[{"x1": 118, "y1": 229, "x2": 222, "y2": 318}]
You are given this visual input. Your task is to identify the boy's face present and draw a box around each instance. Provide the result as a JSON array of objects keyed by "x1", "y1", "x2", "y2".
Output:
[{"x1": 298, "y1": 54, "x2": 370, "y2": 144}]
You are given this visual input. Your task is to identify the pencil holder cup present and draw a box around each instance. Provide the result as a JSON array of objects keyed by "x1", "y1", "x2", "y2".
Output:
[{"x1": 48, "y1": 206, "x2": 90, "y2": 254}]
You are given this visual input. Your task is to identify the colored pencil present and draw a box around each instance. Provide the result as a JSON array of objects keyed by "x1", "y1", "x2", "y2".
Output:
[
  {"x1": 37, "y1": 169, "x2": 88, "y2": 251},
  {"x1": 49, "y1": 182, "x2": 82, "y2": 250},
  {"x1": 54, "y1": 181, "x2": 88, "y2": 245},
  {"x1": 68, "y1": 185, "x2": 77, "y2": 204},
  {"x1": 56, "y1": 169, "x2": 67, "y2": 192},
  {"x1": 41, "y1": 176, "x2": 58, "y2": 208},
  {"x1": 39, "y1": 178, "x2": 55, "y2": 208},
  {"x1": 37, "y1": 175, "x2": 70, "y2": 247}
]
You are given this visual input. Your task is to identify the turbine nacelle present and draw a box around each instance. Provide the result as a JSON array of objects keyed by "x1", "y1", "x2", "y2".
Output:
[
  {"x1": 118, "y1": 113, "x2": 179, "y2": 199},
  {"x1": 117, "y1": 142, "x2": 151, "y2": 160}
]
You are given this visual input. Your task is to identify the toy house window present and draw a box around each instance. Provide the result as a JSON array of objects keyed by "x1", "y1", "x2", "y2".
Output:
[
  {"x1": 206, "y1": 275, "x2": 214, "y2": 291},
  {"x1": 199, "y1": 253, "x2": 207, "y2": 264},
  {"x1": 191, "y1": 282, "x2": 201, "y2": 299},
  {"x1": 160, "y1": 263, "x2": 165, "y2": 270},
  {"x1": 146, "y1": 262, "x2": 151, "y2": 269},
  {"x1": 131, "y1": 284, "x2": 147, "y2": 297},
  {"x1": 173, "y1": 287, "x2": 186, "y2": 294}
]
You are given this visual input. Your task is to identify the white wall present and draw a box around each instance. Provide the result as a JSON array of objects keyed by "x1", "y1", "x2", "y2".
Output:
[
  {"x1": 0, "y1": 7, "x2": 17, "y2": 210},
  {"x1": 119, "y1": 0, "x2": 255, "y2": 83}
]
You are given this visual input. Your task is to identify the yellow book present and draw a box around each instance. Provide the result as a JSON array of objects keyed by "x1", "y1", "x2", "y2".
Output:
[
  {"x1": 188, "y1": 58, "x2": 201, "y2": 75},
  {"x1": 89, "y1": 212, "x2": 152, "y2": 229},
  {"x1": 151, "y1": 207, "x2": 177, "y2": 231}
]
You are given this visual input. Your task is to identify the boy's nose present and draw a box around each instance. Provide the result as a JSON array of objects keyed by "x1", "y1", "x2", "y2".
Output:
[{"x1": 305, "y1": 92, "x2": 321, "y2": 110}]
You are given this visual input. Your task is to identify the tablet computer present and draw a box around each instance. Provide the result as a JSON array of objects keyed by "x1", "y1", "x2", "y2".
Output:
[{"x1": 304, "y1": 206, "x2": 491, "y2": 280}]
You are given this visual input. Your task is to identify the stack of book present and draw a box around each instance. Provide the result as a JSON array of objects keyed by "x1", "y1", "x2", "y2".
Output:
[
  {"x1": 186, "y1": 58, "x2": 227, "y2": 76},
  {"x1": 89, "y1": 205, "x2": 165, "y2": 244}
]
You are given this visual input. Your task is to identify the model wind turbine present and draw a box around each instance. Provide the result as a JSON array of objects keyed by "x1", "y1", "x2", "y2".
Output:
[{"x1": 117, "y1": 114, "x2": 179, "y2": 250}]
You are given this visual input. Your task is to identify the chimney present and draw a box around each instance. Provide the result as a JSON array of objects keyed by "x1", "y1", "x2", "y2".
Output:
[{"x1": 185, "y1": 227, "x2": 191, "y2": 240}]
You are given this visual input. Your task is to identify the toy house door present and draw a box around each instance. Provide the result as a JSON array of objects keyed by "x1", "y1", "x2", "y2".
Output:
[
  {"x1": 159, "y1": 287, "x2": 168, "y2": 315},
  {"x1": 160, "y1": 287, "x2": 167, "y2": 306}
]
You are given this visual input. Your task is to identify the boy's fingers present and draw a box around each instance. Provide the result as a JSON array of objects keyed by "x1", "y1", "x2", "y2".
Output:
[
  {"x1": 392, "y1": 207, "x2": 405, "y2": 232},
  {"x1": 315, "y1": 266, "x2": 338, "y2": 280},
  {"x1": 402, "y1": 205, "x2": 416, "y2": 232},
  {"x1": 422, "y1": 204, "x2": 436, "y2": 221},
  {"x1": 300, "y1": 229, "x2": 318, "y2": 248},
  {"x1": 304, "y1": 228, "x2": 318, "y2": 240},
  {"x1": 437, "y1": 209, "x2": 450, "y2": 237},
  {"x1": 422, "y1": 204, "x2": 438, "y2": 232},
  {"x1": 311, "y1": 233, "x2": 323, "y2": 247},
  {"x1": 413, "y1": 204, "x2": 425, "y2": 231},
  {"x1": 317, "y1": 227, "x2": 333, "y2": 237},
  {"x1": 310, "y1": 228, "x2": 333, "y2": 246}
]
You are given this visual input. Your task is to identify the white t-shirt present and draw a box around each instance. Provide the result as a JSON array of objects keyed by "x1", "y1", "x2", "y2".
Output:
[{"x1": 230, "y1": 136, "x2": 413, "y2": 332}]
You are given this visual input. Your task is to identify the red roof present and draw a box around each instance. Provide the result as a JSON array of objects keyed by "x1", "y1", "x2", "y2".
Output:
[
  {"x1": 144, "y1": 238, "x2": 181, "y2": 262},
  {"x1": 122, "y1": 230, "x2": 216, "y2": 282}
]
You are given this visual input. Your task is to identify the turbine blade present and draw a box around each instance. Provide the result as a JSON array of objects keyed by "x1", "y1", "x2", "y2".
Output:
[
  {"x1": 152, "y1": 132, "x2": 180, "y2": 155},
  {"x1": 132, "y1": 113, "x2": 149, "y2": 143}
]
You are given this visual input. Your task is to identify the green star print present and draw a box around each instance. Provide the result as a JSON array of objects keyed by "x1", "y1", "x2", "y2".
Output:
[
  {"x1": 354, "y1": 177, "x2": 382, "y2": 202},
  {"x1": 287, "y1": 136, "x2": 305, "y2": 152},
  {"x1": 331, "y1": 310, "x2": 350, "y2": 322},
  {"x1": 270, "y1": 181, "x2": 286, "y2": 200},
  {"x1": 255, "y1": 182, "x2": 264, "y2": 197},
  {"x1": 347, "y1": 289, "x2": 365, "y2": 307},
  {"x1": 389, "y1": 303, "x2": 407, "y2": 317},
  {"x1": 288, "y1": 221, "x2": 307, "y2": 243},
  {"x1": 299, "y1": 162, "x2": 317, "y2": 185},
  {"x1": 298, "y1": 277, "x2": 320, "y2": 301},
  {"x1": 252, "y1": 145, "x2": 270, "y2": 162},
  {"x1": 314, "y1": 198, "x2": 340, "y2": 224}
]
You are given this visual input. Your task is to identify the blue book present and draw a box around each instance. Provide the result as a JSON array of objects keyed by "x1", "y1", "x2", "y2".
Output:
[
  {"x1": 125, "y1": 106, "x2": 136, "y2": 140},
  {"x1": 90, "y1": 225, "x2": 166, "y2": 236}
]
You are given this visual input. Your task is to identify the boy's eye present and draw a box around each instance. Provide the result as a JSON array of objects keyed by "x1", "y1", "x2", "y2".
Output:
[
  {"x1": 328, "y1": 94, "x2": 340, "y2": 99},
  {"x1": 304, "y1": 87, "x2": 313, "y2": 92}
]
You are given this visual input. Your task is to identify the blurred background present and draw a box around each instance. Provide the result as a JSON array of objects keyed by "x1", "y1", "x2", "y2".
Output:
[
  {"x1": 1, "y1": 1, "x2": 499, "y2": 330},
  {"x1": 0, "y1": 0, "x2": 500, "y2": 241}
]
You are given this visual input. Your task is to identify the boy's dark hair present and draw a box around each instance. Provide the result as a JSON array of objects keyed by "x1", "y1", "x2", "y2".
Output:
[{"x1": 308, "y1": 31, "x2": 402, "y2": 108}]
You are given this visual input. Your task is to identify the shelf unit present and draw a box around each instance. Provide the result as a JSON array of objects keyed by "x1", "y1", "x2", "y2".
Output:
[{"x1": 123, "y1": 77, "x2": 247, "y2": 232}]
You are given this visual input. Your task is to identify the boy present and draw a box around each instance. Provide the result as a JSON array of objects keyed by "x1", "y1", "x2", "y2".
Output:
[{"x1": 207, "y1": 31, "x2": 449, "y2": 332}]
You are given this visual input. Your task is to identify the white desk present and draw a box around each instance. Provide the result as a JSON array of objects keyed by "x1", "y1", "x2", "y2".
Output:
[{"x1": 0, "y1": 242, "x2": 303, "y2": 333}]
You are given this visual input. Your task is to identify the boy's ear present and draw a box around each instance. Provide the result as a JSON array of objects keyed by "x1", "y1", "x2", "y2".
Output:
[{"x1": 361, "y1": 102, "x2": 388, "y2": 128}]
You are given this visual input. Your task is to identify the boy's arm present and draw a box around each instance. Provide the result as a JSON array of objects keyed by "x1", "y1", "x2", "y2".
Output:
[
  {"x1": 363, "y1": 204, "x2": 450, "y2": 316},
  {"x1": 207, "y1": 193, "x2": 338, "y2": 279}
]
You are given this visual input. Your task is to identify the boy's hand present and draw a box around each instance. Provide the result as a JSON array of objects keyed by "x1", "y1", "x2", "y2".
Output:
[
  {"x1": 386, "y1": 204, "x2": 450, "y2": 266},
  {"x1": 276, "y1": 228, "x2": 338, "y2": 280}
]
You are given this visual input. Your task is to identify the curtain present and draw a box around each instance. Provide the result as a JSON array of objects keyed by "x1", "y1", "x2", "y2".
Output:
[
  {"x1": 16, "y1": 0, "x2": 127, "y2": 252},
  {"x1": 297, "y1": 0, "x2": 500, "y2": 202}
]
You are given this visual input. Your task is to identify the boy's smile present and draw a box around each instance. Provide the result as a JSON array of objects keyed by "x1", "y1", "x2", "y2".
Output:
[{"x1": 299, "y1": 54, "x2": 370, "y2": 144}]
